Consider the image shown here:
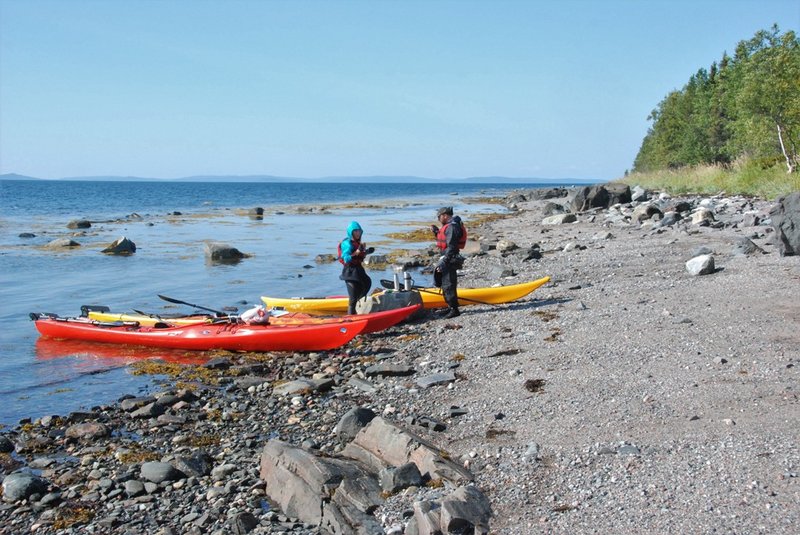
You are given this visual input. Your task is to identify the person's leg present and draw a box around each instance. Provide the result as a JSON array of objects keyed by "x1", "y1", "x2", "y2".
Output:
[
  {"x1": 346, "y1": 281, "x2": 359, "y2": 315},
  {"x1": 441, "y1": 267, "x2": 460, "y2": 315}
]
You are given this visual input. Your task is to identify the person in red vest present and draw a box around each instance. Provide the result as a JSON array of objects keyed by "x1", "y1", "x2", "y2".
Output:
[
  {"x1": 431, "y1": 206, "x2": 467, "y2": 319},
  {"x1": 338, "y1": 221, "x2": 373, "y2": 315}
]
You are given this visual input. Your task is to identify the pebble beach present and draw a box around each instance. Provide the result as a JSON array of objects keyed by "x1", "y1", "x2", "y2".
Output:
[{"x1": 1, "y1": 186, "x2": 798, "y2": 534}]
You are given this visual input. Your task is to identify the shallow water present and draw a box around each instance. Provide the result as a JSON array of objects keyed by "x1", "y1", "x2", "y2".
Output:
[{"x1": 0, "y1": 179, "x2": 568, "y2": 425}]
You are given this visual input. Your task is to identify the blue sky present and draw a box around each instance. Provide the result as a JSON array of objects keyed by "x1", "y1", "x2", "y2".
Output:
[{"x1": 1, "y1": 0, "x2": 797, "y2": 181}]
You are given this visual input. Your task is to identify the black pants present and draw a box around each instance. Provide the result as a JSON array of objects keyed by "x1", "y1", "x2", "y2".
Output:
[
  {"x1": 440, "y1": 266, "x2": 459, "y2": 310},
  {"x1": 341, "y1": 265, "x2": 372, "y2": 315}
]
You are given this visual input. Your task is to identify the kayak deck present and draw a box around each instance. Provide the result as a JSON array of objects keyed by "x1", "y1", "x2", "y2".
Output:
[{"x1": 261, "y1": 276, "x2": 551, "y2": 313}]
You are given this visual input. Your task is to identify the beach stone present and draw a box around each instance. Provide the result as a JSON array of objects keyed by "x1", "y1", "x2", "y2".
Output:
[
  {"x1": 66, "y1": 219, "x2": 91, "y2": 229},
  {"x1": 120, "y1": 396, "x2": 156, "y2": 411},
  {"x1": 210, "y1": 463, "x2": 237, "y2": 481},
  {"x1": 686, "y1": 254, "x2": 715, "y2": 276},
  {"x1": 0, "y1": 436, "x2": 14, "y2": 453},
  {"x1": 342, "y1": 417, "x2": 473, "y2": 483},
  {"x1": 542, "y1": 202, "x2": 567, "y2": 216},
  {"x1": 542, "y1": 213, "x2": 577, "y2": 225},
  {"x1": 631, "y1": 185, "x2": 649, "y2": 202},
  {"x1": 140, "y1": 461, "x2": 184, "y2": 483},
  {"x1": 730, "y1": 237, "x2": 764, "y2": 256},
  {"x1": 19, "y1": 232, "x2": 36, "y2": 238},
  {"x1": 770, "y1": 191, "x2": 800, "y2": 256},
  {"x1": 496, "y1": 239, "x2": 518, "y2": 253},
  {"x1": 315, "y1": 253, "x2": 338, "y2": 263},
  {"x1": 416, "y1": 372, "x2": 456, "y2": 389},
  {"x1": 172, "y1": 451, "x2": 214, "y2": 478},
  {"x1": 65, "y1": 422, "x2": 110, "y2": 441},
  {"x1": 410, "y1": 500, "x2": 442, "y2": 535},
  {"x1": 259, "y1": 440, "x2": 384, "y2": 533},
  {"x1": 364, "y1": 364, "x2": 415, "y2": 377},
  {"x1": 272, "y1": 378, "x2": 334, "y2": 396},
  {"x1": 632, "y1": 203, "x2": 663, "y2": 222},
  {"x1": 101, "y1": 236, "x2": 136, "y2": 255},
  {"x1": 229, "y1": 511, "x2": 259, "y2": 534},
  {"x1": 44, "y1": 238, "x2": 80, "y2": 248},
  {"x1": 124, "y1": 480, "x2": 145, "y2": 497},
  {"x1": 2, "y1": 472, "x2": 48, "y2": 503},
  {"x1": 379, "y1": 463, "x2": 423, "y2": 493},
  {"x1": 571, "y1": 183, "x2": 631, "y2": 212},
  {"x1": 204, "y1": 241, "x2": 248, "y2": 262},
  {"x1": 336, "y1": 407, "x2": 376, "y2": 445},
  {"x1": 691, "y1": 208, "x2": 715, "y2": 226},
  {"x1": 440, "y1": 486, "x2": 492, "y2": 534}
]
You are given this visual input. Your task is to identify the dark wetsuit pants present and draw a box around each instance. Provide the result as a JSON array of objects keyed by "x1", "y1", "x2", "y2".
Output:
[
  {"x1": 341, "y1": 265, "x2": 372, "y2": 315},
  {"x1": 440, "y1": 265, "x2": 459, "y2": 311}
]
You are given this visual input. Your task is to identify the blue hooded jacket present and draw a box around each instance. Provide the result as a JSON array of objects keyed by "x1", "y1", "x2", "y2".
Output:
[{"x1": 340, "y1": 221, "x2": 363, "y2": 264}]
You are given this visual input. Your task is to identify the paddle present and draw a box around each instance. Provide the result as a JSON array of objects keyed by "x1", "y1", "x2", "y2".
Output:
[
  {"x1": 157, "y1": 294, "x2": 228, "y2": 316},
  {"x1": 378, "y1": 279, "x2": 499, "y2": 307}
]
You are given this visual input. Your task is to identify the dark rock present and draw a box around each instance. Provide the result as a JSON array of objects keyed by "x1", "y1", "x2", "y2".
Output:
[
  {"x1": 140, "y1": 461, "x2": 184, "y2": 483},
  {"x1": 571, "y1": 183, "x2": 631, "y2": 212},
  {"x1": 542, "y1": 202, "x2": 567, "y2": 217},
  {"x1": 18, "y1": 233, "x2": 36, "y2": 238},
  {"x1": 230, "y1": 511, "x2": 259, "y2": 534},
  {"x1": 66, "y1": 219, "x2": 91, "y2": 229},
  {"x1": 204, "y1": 241, "x2": 248, "y2": 262},
  {"x1": 440, "y1": 486, "x2": 492, "y2": 534},
  {"x1": 0, "y1": 436, "x2": 14, "y2": 453},
  {"x1": 101, "y1": 236, "x2": 136, "y2": 255},
  {"x1": 730, "y1": 237, "x2": 764, "y2": 256},
  {"x1": 2, "y1": 472, "x2": 49, "y2": 503},
  {"x1": 526, "y1": 187, "x2": 569, "y2": 200},
  {"x1": 336, "y1": 407, "x2": 376, "y2": 445},
  {"x1": 380, "y1": 463, "x2": 423, "y2": 493},
  {"x1": 172, "y1": 451, "x2": 214, "y2": 478},
  {"x1": 771, "y1": 191, "x2": 800, "y2": 256}
]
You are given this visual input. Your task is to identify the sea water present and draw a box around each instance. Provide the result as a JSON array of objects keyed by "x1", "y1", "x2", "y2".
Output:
[{"x1": 0, "y1": 179, "x2": 575, "y2": 425}]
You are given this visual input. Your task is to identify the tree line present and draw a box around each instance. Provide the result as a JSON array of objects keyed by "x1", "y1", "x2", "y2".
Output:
[{"x1": 633, "y1": 25, "x2": 799, "y2": 174}]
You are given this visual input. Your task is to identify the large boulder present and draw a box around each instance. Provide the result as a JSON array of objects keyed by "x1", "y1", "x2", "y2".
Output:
[
  {"x1": 259, "y1": 440, "x2": 384, "y2": 534},
  {"x1": 101, "y1": 236, "x2": 136, "y2": 255},
  {"x1": 66, "y1": 219, "x2": 91, "y2": 229},
  {"x1": 771, "y1": 191, "x2": 800, "y2": 256},
  {"x1": 2, "y1": 472, "x2": 48, "y2": 502},
  {"x1": 571, "y1": 184, "x2": 631, "y2": 212},
  {"x1": 204, "y1": 241, "x2": 249, "y2": 263}
]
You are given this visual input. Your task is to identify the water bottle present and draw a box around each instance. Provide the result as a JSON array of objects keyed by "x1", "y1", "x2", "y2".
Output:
[{"x1": 403, "y1": 271, "x2": 413, "y2": 291}]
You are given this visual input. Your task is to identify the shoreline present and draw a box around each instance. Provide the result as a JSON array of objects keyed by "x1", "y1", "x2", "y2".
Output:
[{"x1": 2, "y1": 186, "x2": 798, "y2": 533}]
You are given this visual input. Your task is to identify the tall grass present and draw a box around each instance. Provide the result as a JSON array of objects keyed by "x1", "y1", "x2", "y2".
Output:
[{"x1": 620, "y1": 162, "x2": 800, "y2": 200}]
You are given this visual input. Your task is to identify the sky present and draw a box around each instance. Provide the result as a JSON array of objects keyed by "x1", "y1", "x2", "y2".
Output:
[{"x1": 0, "y1": 0, "x2": 798, "y2": 181}]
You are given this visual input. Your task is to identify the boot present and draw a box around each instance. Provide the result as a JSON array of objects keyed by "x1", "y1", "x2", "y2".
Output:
[{"x1": 442, "y1": 308, "x2": 460, "y2": 319}]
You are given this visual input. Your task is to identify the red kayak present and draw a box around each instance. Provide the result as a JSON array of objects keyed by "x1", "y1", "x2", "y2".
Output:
[
  {"x1": 83, "y1": 303, "x2": 422, "y2": 334},
  {"x1": 32, "y1": 315, "x2": 367, "y2": 352}
]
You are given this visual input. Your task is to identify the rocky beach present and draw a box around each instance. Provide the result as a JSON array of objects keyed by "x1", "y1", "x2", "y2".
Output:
[{"x1": 1, "y1": 185, "x2": 799, "y2": 534}]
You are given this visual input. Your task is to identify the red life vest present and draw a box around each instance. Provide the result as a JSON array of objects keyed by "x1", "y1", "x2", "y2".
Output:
[
  {"x1": 337, "y1": 238, "x2": 364, "y2": 266},
  {"x1": 436, "y1": 222, "x2": 467, "y2": 250}
]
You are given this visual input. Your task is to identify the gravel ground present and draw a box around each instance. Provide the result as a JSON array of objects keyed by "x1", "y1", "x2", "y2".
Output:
[
  {"x1": 378, "y1": 192, "x2": 800, "y2": 533},
  {"x1": 1, "y1": 190, "x2": 798, "y2": 534}
]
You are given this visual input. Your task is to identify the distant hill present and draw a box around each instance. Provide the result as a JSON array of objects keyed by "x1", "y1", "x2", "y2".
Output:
[
  {"x1": 1, "y1": 173, "x2": 596, "y2": 184},
  {"x1": 0, "y1": 173, "x2": 41, "y2": 181}
]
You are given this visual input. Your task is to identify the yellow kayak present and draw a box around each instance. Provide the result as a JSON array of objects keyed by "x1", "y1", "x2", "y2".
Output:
[{"x1": 261, "y1": 276, "x2": 550, "y2": 313}]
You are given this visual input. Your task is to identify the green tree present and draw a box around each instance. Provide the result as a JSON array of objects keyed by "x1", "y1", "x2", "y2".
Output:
[{"x1": 735, "y1": 26, "x2": 800, "y2": 172}]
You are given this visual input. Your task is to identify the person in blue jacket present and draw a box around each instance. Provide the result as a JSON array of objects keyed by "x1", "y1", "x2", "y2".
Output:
[{"x1": 338, "y1": 221, "x2": 373, "y2": 315}]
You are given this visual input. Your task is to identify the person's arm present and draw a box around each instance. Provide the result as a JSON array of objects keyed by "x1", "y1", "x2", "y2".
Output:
[{"x1": 341, "y1": 239, "x2": 355, "y2": 264}]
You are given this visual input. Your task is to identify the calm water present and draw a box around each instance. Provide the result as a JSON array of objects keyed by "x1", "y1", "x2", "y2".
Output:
[{"x1": 0, "y1": 179, "x2": 576, "y2": 425}]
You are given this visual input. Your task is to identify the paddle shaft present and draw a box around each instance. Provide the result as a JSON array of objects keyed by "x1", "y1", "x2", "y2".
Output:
[{"x1": 157, "y1": 294, "x2": 227, "y2": 316}]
